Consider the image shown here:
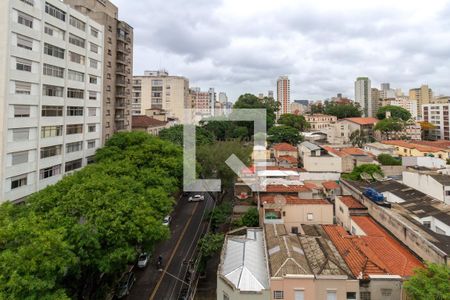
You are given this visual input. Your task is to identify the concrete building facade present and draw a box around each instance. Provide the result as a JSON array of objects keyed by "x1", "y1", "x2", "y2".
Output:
[
  {"x1": 64, "y1": 0, "x2": 133, "y2": 142},
  {"x1": 0, "y1": 0, "x2": 104, "y2": 202},
  {"x1": 422, "y1": 103, "x2": 450, "y2": 140},
  {"x1": 410, "y1": 84, "x2": 432, "y2": 118},
  {"x1": 354, "y1": 77, "x2": 371, "y2": 117},
  {"x1": 277, "y1": 75, "x2": 290, "y2": 115}
]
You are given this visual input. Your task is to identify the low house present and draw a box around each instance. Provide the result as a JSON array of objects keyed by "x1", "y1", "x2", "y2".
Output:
[
  {"x1": 304, "y1": 113, "x2": 337, "y2": 130},
  {"x1": 335, "y1": 195, "x2": 368, "y2": 230},
  {"x1": 217, "y1": 228, "x2": 270, "y2": 300},
  {"x1": 299, "y1": 142, "x2": 342, "y2": 173},
  {"x1": 363, "y1": 142, "x2": 396, "y2": 157},
  {"x1": 322, "y1": 180, "x2": 341, "y2": 201},
  {"x1": 322, "y1": 146, "x2": 376, "y2": 173},
  {"x1": 131, "y1": 115, "x2": 169, "y2": 135},
  {"x1": 275, "y1": 155, "x2": 298, "y2": 168},
  {"x1": 382, "y1": 140, "x2": 449, "y2": 159},
  {"x1": 272, "y1": 143, "x2": 298, "y2": 159},
  {"x1": 260, "y1": 194, "x2": 333, "y2": 233},
  {"x1": 402, "y1": 170, "x2": 450, "y2": 205},
  {"x1": 325, "y1": 117, "x2": 378, "y2": 144}
]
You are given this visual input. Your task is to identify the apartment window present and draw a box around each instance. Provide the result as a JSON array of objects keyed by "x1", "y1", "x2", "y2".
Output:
[
  {"x1": 90, "y1": 27, "x2": 99, "y2": 38},
  {"x1": 360, "y1": 291, "x2": 371, "y2": 300},
  {"x1": 20, "y1": 0, "x2": 34, "y2": 6},
  {"x1": 44, "y1": 24, "x2": 65, "y2": 40},
  {"x1": 90, "y1": 43, "x2": 99, "y2": 53},
  {"x1": 294, "y1": 291, "x2": 304, "y2": 300},
  {"x1": 45, "y1": 2, "x2": 66, "y2": 21},
  {"x1": 107, "y1": 49, "x2": 112, "y2": 56},
  {"x1": 423, "y1": 221, "x2": 431, "y2": 228},
  {"x1": 44, "y1": 26, "x2": 53, "y2": 36},
  {"x1": 40, "y1": 145, "x2": 62, "y2": 159},
  {"x1": 11, "y1": 174, "x2": 27, "y2": 189},
  {"x1": 68, "y1": 70, "x2": 84, "y2": 82},
  {"x1": 44, "y1": 43, "x2": 65, "y2": 59},
  {"x1": 14, "y1": 105, "x2": 30, "y2": 117},
  {"x1": 43, "y1": 85, "x2": 64, "y2": 97},
  {"x1": 326, "y1": 290, "x2": 337, "y2": 300},
  {"x1": 41, "y1": 125, "x2": 62, "y2": 138},
  {"x1": 12, "y1": 128, "x2": 29, "y2": 141},
  {"x1": 44, "y1": 64, "x2": 64, "y2": 78},
  {"x1": 88, "y1": 124, "x2": 96, "y2": 132},
  {"x1": 88, "y1": 91, "x2": 98, "y2": 100},
  {"x1": 16, "y1": 58, "x2": 32, "y2": 72},
  {"x1": 17, "y1": 35, "x2": 33, "y2": 50},
  {"x1": 67, "y1": 88, "x2": 84, "y2": 99},
  {"x1": 12, "y1": 151, "x2": 28, "y2": 165},
  {"x1": 67, "y1": 106, "x2": 83, "y2": 116},
  {"x1": 88, "y1": 107, "x2": 97, "y2": 116},
  {"x1": 69, "y1": 52, "x2": 85, "y2": 65},
  {"x1": 307, "y1": 213, "x2": 314, "y2": 221},
  {"x1": 66, "y1": 124, "x2": 83, "y2": 135},
  {"x1": 89, "y1": 75, "x2": 98, "y2": 84},
  {"x1": 273, "y1": 291, "x2": 284, "y2": 299},
  {"x1": 346, "y1": 292, "x2": 357, "y2": 300},
  {"x1": 69, "y1": 16, "x2": 85, "y2": 31},
  {"x1": 87, "y1": 140, "x2": 96, "y2": 149},
  {"x1": 18, "y1": 12, "x2": 33, "y2": 28},
  {"x1": 42, "y1": 105, "x2": 63, "y2": 117},
  {"x1": 15, "y1": 81, "x2": 31, "y2": 95},
  {"x1": 69, "y1": 34, "x2": 85, "y2": 48},
  {"x1": 89, "y1": 59, "x2": 98, "y2": 69},
  {"x1": 65, "y1": 159, "x2": 82, "y2": 172},
  {"x1": 66, "y1": 141, "x2": 82, "y2": 153},
  {"x1": 40, "y1": 164, "x2": 61, "y2": 179}
]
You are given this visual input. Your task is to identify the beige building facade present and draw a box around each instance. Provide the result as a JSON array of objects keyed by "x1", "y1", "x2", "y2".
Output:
[
  {"x1": 304, "y1": 114, "x2": 337, "y2": 131},
  {"x1": 133, "y1": 71, "x2": 191, "y2": 123},
  {"x1": 409, "y1": 84, "x2": 432, "y2": 118}
]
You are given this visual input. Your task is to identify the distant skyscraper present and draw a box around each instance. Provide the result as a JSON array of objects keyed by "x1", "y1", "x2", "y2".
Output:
[
  {"x1": 268, "y1": 90, "x2": 274, "y2": 99},
  {"x1": 355, "y1": 77, "x2": 372, "y2": 117},
  {"x1": 208, "y1": 88, "x2": 216, "y2": 116},
  {"x1": 277, "y1": 76, "x2": 290, "y2": 115},
  {"x1": 371, "y1": 88, "x2": 381, "y2": 117},
  {"x1": 410, "y1": 85, "x2": 433, "y2": 118},
  {"x1": 381, "y1": 83, "x2": 390, "y2": 91},
  {"x1": 218, "y1": 92, "x2": 228, "y2": 104}
]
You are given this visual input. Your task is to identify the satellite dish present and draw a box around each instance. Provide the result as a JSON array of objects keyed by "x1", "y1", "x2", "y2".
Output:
[
  {"x1": 372, "y1": 172, "x2": 385, "y2": 181},
  {"x1": 360, "y1": 172, "x2": 372, "y2": 182}
]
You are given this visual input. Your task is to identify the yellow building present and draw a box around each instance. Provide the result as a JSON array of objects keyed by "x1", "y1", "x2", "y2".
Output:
[
  {"x1": 409, "y1": 84, "x2": 432, "y2": 117},
  {"x1": 382, "y1": 140, "x2": 449, "y2": 159}
]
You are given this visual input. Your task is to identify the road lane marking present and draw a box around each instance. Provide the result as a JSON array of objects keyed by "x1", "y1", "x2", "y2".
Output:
[{"x1": 149, "y1": 201, "x2": 200, "y2": 300}]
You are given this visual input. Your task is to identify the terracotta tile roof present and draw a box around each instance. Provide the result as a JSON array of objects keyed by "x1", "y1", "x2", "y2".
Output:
[
  {"x1": 272, "y1": 143, "x2": 297, "y2": 152},
  {"x1": 261, "y1": 194, "x2": 330, "y2": 205},
  {"x1": 132, "y1": 115, "x2": 168, "y2": 128},
  {"x1": 304, "y1": 182, "x2": 320, "y2": 190},
  {"x1": 322, "y1": 181, "x2": 340, "y2": 190},
  {"x1": 344, "y1": 117, "x2": 378, "y2": 125},
  {"x1": 322, "y1": 146, "x2": 368, "y2": 158},
  {"x1": 413, "y1": 140, "x2": 450, "y2": 150},
  {"x1": 277, "y1": 155, "x2": 298, "y2": 164},
  {"x1": 264, "y1": 184, "x2": 311, "y2": 193},
  {"x1": 352, "y1": 216, "x2": 423, "y2": 276},
  {"x1": 382, "y1": 140, "x2": 444, "y2": 153},
  {"x1": 339, "y1": 196, "x2": 366, "y2": 209},
  {"x1": 265, "y1": 166, "x2": 306, "y2": 172}
]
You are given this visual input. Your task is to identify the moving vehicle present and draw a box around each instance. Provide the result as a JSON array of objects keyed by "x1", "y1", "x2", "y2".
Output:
[
  {"x1": 188, "y1": 194, "x2": 204, "y2": 202},
  {"x1": 117, "y1": 272, "x2": 136, "y2": 298},
  {"x1": 162, "y1": 215, "x2": 171, "y2": 226},
  {"x1": 137, "y1": 253, "x2": 149, "y2": 268}
]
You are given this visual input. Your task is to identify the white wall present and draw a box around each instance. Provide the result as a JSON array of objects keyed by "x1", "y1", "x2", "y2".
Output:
[
  {"x1": 402, "y1": 171, "x2": 445, "y2": 203},
  {"x1": 299, "y1": 172, "x2": 341, "y2": 181},
  {"x1": 303, "y1": 156, "x2": 342, "y2": 172},
  {"x1": 402, "y1": 156, "x2": 446, "y2": 169}
]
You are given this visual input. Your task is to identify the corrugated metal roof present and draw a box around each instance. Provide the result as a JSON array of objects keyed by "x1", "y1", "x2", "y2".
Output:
[{"x1": 220, "y1": 229, "x2": 269, "y2": 292}]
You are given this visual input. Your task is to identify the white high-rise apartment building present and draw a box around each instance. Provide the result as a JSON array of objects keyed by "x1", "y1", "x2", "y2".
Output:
[
  {"x1": 354, "y1": 77, "x2": 371, "y2": 117},
  {"x1": 422, "y1": 104, "x2": 450, "y2": 140},
  {"x1": 277, "y1": 76, "x2": 290, "y2": 115},
  {"x1": 0, "y1": 0, "x2": 104, "y2": 202}
]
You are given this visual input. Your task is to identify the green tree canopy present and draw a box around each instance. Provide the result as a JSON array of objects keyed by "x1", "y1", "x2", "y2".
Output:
[
  {"x1": 377, "y1": 105, "x2": 411, "y2": 121},
  {"x1": 268, "y1": 125, "x2": 303, "y2": 145},
  {"x1": 404, "y1": 263, "x2": 450, "y2": 300},
  {"x1": 233, "y1": 93, "x2": 278, "y2": 130},
  {"x1": 342, "y1": 164, "x2": 383, "y2": 181},
  {"x1": 323, "y1": 102, "x2": 362, "y2": 119},
  {"x1": 349, "y1": 129, "x2": 373, "y2": 148},
  {"x1": 278, "y1": 114, "x2": 310, "y2": 131},
  {"x1": 159, "y1": 124, "x2": 215, "y2": 147},
  {"x1": 377, "y1": 154, "x2": 401, "y2": 166},
  {"x1": 374, "y1": 118, "x2": 405, "y2": 140}
]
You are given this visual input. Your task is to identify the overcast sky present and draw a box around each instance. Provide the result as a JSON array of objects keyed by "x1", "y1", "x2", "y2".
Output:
[{"x1": 113, "y1": 0, "x2": 450, "y2": 102}]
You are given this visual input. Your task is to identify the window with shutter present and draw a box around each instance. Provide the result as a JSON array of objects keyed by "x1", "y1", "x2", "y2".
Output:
[
  {"x1": 17, "y1": 35, "x2": 33, "y2": 50},
  {"x1": 14, "y1": 105, "x2": 30, "y2": 117},
  {"x1": 15, "y1": 81, "x2": 31, "y2": 94}
]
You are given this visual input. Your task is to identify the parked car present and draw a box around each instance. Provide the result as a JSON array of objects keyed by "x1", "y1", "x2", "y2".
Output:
[
  {"x1": 117, "y1": 272, "x2": 136, "y2": 298},
  {"x1": 162, "y1": 215, "x2": 171, "y2": 226},
  {"x1": 137, "y1": 253, "x2": 149, "y2": 268},
  {"x1": 188, "y1": 194, "x2": 204, "y2": 202}
]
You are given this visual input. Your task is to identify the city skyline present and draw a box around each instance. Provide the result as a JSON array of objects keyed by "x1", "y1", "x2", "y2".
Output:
[{"x1": 114, "y1": 0, "x2": 450, "y2": 102}]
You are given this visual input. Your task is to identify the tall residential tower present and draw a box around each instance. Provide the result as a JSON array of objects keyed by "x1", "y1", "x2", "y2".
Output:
[
  {"x1": 277, "y1": 76, "x2": 290, "y2": 115},
  {"x1": 64, "y1": 0, "x2": 133, "y2": 142},
  {"x1": 354, "y1": 77, "x2": 371, "y2": 117}
]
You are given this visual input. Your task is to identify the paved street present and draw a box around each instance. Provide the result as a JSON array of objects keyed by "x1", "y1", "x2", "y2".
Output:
[{"x1": 128, "y1": 192, "x2": 215, "y2": 300}]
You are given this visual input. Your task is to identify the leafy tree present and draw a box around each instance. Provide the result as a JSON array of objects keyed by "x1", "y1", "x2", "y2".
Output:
[
  {"x1": 200, "y1": 120, "x2": 248, "y2": 141},
  {"x1": 268, "y1": 125, "x2": 302, "y2": 145},
  {"x1": 159, "y1": 124, "x2": 215, "y2": 146},
  {"x1": 241, "y1": 207, "x2": 259, "y2": 227},
  {"x1": 377, "y1": 154, "x2": 401, "y2": 166},
  {"x1": 404, "y1": 263, "x2": 450, "y2": 300},
  {"x1": 196, "y1": 141, "x2": 252, "y2": 188},
  {"x1": 342, "y1": 164, "x2": 383, "y2": 181},
  {"x1": 197, "y1": 233, "x2": 225, "y2": 273},
  {"x1": 278, "y1": 114, "x2": 310, "y2": 131},
  {"x1": 233, "y1": 93, "x2": 278, "y2": 131},
  {"x1": 377, "y1": 105, "x2": 411, "y2": 121},
  {"x1": 208, "y1": 202, "x2": 233, "y2": 231},
  {"x1": 374, "y1": 118, "x2": 405, "y2": 140},
  {"x1": 309, "y1": 103, "x2": 325, "y2": 114},
  {"x1": 324, "y1": 102, "x2": 362, "y2": 119},
  {"x1": 349, "y1": 130, "x2": 372, "y2": 147}
]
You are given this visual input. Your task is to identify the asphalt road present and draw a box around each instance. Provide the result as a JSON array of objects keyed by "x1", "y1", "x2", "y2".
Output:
[{"x1": 127, "y1": 192, "x2": 215, "y2": 300}]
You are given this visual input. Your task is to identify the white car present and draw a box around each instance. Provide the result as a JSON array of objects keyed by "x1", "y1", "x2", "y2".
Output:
[
  {"x1": 163, "y1": 215, "x2": 171, "y2": 226},
  {"x1": 137, "y1": 253, "x2": 149, "y2": 268},
  {"x1": 188, "y1": 194, "x2": 205, "y2": 202}
]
